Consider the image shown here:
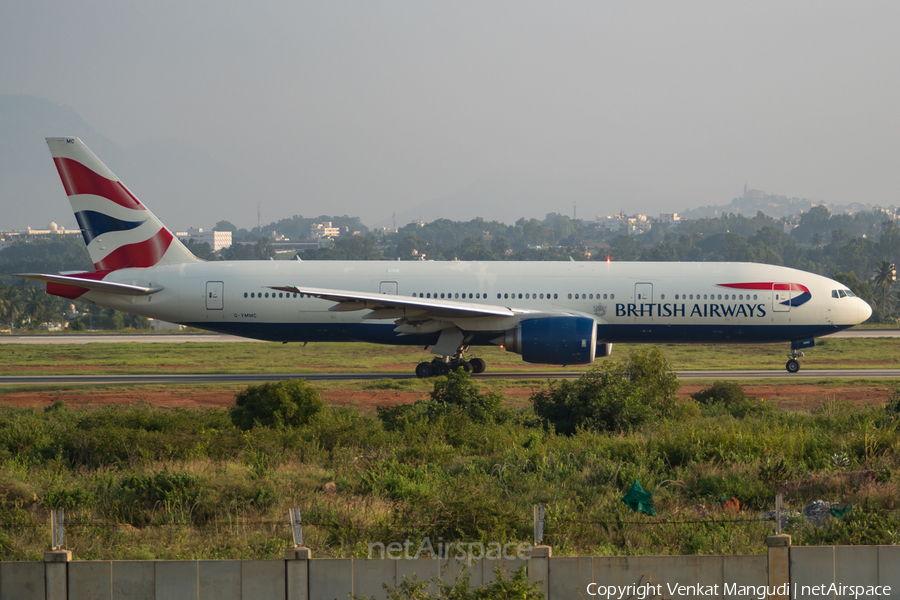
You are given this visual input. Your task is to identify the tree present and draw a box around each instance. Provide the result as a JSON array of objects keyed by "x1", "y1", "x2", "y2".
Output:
[
  {"x1": 0, "y1": 283, "x2": 22, "y2": 330},
  {"x1": 873, "y1": 260, "x2": 897, "y2": 311},
  {"x1": 213, "y1": 220, "x2": 238, "y2": 233}
]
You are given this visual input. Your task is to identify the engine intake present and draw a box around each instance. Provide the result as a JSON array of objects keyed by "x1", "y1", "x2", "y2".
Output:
[{"x1": 492, "y1": 316, "x2": 598, "y2": 364}]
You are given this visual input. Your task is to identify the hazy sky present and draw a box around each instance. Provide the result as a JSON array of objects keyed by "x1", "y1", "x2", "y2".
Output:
[{"x1": 3, "y1": 1, "x2": 899, "y2": 229}]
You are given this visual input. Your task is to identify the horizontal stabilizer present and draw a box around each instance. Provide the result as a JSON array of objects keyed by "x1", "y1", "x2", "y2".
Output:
[{"x1": 16, "y1": 273, "x2": 163, "y2": 296}]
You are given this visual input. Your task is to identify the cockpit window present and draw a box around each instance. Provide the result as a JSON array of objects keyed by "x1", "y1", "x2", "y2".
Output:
[
  {"x1": 838, "y1": 290, "x2": 847, "y2": 298},
  {"x1": 845, "y1": 289, "x2": 856, "y2": 297},
  {"x1": 832, "y1": 290, "x2": 839, "y2": 298}
]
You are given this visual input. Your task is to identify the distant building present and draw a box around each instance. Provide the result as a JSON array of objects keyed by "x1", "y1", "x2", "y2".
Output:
[
  {"x1": 0, "y1": 222, "x2": 82, "y2": 250},
  {"x1": 658, "y1": 212, "x2": 680, "y2": 223},
  {"x1": 174, "y1": 228, "x2": 232, "y2": 252},
  {"x1": 310, "y1": 222, "x2": 340, "y2": 238}
]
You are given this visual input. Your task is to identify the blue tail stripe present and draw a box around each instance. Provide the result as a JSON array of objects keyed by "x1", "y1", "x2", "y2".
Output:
[{"x1": 74, "y1": 210, "x2": 146, "y2": 245}]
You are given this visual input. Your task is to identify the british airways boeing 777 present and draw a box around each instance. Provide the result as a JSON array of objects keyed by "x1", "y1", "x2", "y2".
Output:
[{"x1": 18, "y1": 137, "x2": 872, "y2": 376}]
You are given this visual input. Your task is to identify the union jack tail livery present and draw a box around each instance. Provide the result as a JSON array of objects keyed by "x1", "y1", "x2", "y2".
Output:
[{"x1": 46, "y1": 137, "x2": 198, "y2": 271}]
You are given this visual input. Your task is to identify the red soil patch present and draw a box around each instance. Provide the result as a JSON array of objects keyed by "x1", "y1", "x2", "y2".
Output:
[{"x1": 0, "y1": 383, "x2": 893, "y2": 413}]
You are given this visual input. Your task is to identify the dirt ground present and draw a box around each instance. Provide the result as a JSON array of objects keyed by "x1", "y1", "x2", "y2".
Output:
[{"x1": 0, "y1": 382, "x2": 894, "y2": 413}]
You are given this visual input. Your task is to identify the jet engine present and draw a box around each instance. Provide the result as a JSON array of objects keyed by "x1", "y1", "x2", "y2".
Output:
[{"x1": 491, "y1": 316, "x2": 597, "y2": 364}]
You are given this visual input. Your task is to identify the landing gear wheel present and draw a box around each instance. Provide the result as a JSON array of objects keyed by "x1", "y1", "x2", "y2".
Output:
[
  {"x1": 415, "y1": 362, "x2": 433, "y2": 378},
  {"x1": 786, "y1": 359, "x2": 800, "y2": 374},
  {"x1": 435, "y1": 362, "x2": 451, "y2": 376},
  {"x1": 469, "y1": 358, "x2": 486, "y2": 374},
  {"x1": 459, "y1": 361, "x2": 473, "y2": 372}
]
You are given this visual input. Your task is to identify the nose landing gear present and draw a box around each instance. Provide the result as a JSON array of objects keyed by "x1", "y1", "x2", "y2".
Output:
[{"x1": 785, "y1": 338, "x2": 815, "y2": 373}]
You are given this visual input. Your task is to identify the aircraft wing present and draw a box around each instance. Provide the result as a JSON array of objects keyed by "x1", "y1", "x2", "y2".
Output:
[{"x1": 268, "y1": 285, "x2": 536, "y2": 320}]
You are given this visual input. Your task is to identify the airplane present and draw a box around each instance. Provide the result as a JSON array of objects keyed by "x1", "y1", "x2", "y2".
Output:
[{"x1": 18, "y1": 137, "x2": 872, "y2": 376}]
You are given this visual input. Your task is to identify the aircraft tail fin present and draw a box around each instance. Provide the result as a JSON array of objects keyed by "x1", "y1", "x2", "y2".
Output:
[{"x1": 45, "y1": 137, "x2": 200, "y2": 271}]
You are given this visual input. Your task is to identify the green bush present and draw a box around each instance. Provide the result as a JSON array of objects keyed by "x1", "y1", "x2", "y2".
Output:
[
  {"x1": 531, "y1": 348, "x2": 679, "y2": 435},
  {"x1": 230, "y1": 379, "x2": 325, "y2": 430},
  {"x1": 430, "y1": 368, "x2": 507, "y2": 423},
  {"x1": 691, "y1": 381, "x2": 747, "y2": 406},
  {"x1": 692, "y1": 381, "x2": 773, "y2": 418},
  {"x1": 377, "y1": 369, "x2": 507, "y2": 429}
]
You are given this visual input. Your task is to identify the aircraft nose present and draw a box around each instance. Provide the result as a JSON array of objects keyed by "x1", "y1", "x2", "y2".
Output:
[{"x1": 859, "y1": 298, "x2": 872, "y2": 324}]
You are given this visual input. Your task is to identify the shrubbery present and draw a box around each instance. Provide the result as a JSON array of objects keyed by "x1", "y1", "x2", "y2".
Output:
[
  {"x1": 230, "y1": 379, "x2": 325, "y2": 430},
  {"x1": 530, "y1": 348, "x2": 679, "y2": 434},
  {"x1": 378, "y1": 368, "x2": 508, "y2": 430},
  {"x1": 691, "y1": 381, "x2": 773, "y2": 418}
]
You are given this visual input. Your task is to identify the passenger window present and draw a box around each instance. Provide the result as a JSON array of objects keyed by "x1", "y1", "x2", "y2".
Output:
[
  {"x1": 575, "y1": 294, "x2": 579, "y2": 299},
  {"x1": 610, "y1": 294, "x2": 615, "y2": 299},
  {"x1": 568, "y1": 293, "x2": 572, "y2": 299},
  {"x1": 504, "y1": 293, "x2": 508, "y2": 299}
]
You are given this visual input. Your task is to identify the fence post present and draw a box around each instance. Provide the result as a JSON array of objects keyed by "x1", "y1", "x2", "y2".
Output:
[
  {"x1": 285, "y1": 508, "x2": 311, "y2": 600},
  {"x1": 533, "y1": 504, "x2": 544, "y2": 546},
  {"x1": 775, "y1": 493, "x2": 783, "y2": 535},
  {"x1": 51, "y1": 507, "x2": 64, "y2": 550},
  {"x1": 45, "y1": 507, "x2": 72, "y2": 600},
  {"x1": 528, "y1": 504, "x2": 551, "y2": 597},
  {"x1": 767, "y1": 494, "x2": 791, "y2": 600}
]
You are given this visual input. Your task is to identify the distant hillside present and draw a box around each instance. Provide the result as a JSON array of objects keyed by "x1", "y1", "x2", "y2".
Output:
[{"x1": 681, "y1": 185, "x2": 882, "y2": 220}]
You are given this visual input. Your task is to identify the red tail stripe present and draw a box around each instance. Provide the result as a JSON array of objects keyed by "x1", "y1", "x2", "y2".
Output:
[
  {"x1": 53, "y1": 157, "x2": 145, "y2": 211},
  {"x1": 46, "y1": 271, "x2": 113, "y2": 300},
  {"x1": 718, "y1": 282, "x2": 810, "y2": 294},
  {"x1": 94, "y1": 229, "x2": 174, "y2": 271}
]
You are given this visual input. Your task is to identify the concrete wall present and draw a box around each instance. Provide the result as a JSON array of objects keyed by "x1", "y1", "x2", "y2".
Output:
[
  {"x1": 791, "y1": 546, "x2": 900, "y2": 597},
  {"x1": 3, "y1": 545, "x2": 898, "y2": 600}
]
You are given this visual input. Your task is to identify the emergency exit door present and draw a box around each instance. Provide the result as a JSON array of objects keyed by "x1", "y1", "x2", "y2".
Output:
[
  {"x1": 635, "y1": 283, "x2": 653, "y2": 303},
  {"x1": 773, "y1": 283, "x2": 791, "y2": 312},
  {"x1": 206, "y1": 281, "x2": 224, "y2": 310}
]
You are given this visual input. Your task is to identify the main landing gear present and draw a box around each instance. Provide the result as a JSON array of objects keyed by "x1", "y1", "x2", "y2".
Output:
[{"x1": 415, "y1": 353, "x2": 487, "y2": 378}]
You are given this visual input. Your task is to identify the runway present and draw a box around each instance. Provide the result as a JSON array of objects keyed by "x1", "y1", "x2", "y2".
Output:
[
  {"x1": 1, "y1": 328, "x2": 898, "y2": 344},
  {"x1": 3, "y1": 369, "x2": 900, "y2": 385}
]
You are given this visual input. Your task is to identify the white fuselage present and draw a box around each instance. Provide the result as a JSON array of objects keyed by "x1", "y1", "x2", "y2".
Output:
[{"x1": 77, "y1": 260, "x2": 869, "y2": 348}]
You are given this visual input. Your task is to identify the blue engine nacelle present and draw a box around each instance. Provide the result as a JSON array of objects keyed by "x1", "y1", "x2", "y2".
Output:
[{"x1": 492, "y1": 316, "x2": 598, "y2": 364}]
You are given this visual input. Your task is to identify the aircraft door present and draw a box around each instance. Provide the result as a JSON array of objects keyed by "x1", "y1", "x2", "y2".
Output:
[
  {"x1": 635, "y1": 283, "x2": 653, "y2": 303},
  {"x1": 206, "y1": 281, "x2": 224, "y2": 310},
  {"x1": 380, "y1": 281, "x2": 398, "y2": 295},
  {"x1": 773, "y1": 283, "x2": 791, "y2": 312}
]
